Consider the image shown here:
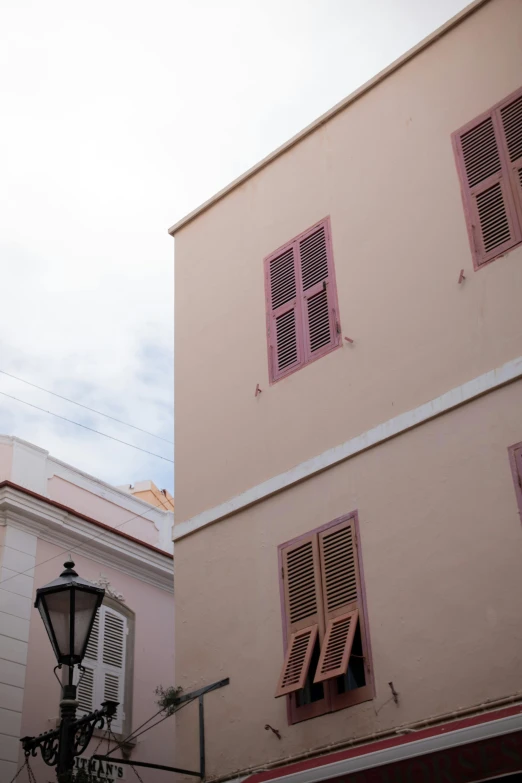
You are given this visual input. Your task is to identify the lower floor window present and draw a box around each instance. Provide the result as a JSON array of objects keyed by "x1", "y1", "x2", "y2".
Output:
[{"x1": 276, "y1": 514, "x2": 374, "y2": 723}]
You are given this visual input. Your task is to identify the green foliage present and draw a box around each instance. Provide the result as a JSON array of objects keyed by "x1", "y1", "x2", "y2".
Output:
[{"x1": 155, "y1": 684, "x2": 183, "y2": 716}]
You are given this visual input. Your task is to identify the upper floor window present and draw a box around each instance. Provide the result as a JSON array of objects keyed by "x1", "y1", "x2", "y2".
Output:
[
  {"x1": 77, "y1": 601, "x2": 132, "y2": 735},
  {"x1": 263, "y1": 218, "x2": 341, "y2": 383},
  {"x1": 276, "y1": 514, "x2": 373, "y2": 724},
  {"x1": 509, "y1": 441, "x2": 522, "y2": 523},
  {"x1": 452, "y1": 86, "x2": 522, "y2": 269}
]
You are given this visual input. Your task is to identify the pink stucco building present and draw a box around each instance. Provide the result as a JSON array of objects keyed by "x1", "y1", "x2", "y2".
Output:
[
  {"x1": 170, "y1": 0, "x2": 522, "y2": 781},
  {"x1": 0, "y1": 435, "x2": 174, "y2": 781}
]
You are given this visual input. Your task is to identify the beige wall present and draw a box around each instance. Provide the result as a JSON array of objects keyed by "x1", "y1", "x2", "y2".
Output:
[
  {"x1": 174, "y1": 0, "x2": 522, "y2": 525},
  {"x1": 174, "y1": 380, "x2": 522, "y2": 778},
  {"x1": 172, "y1": 0, "x2": 522, "y2": 779}
]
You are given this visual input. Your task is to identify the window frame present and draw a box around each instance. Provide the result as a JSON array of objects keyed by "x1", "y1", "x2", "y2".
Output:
[
  {"x1": 263, "y1": 216, "x2": 342, "y2": 384},
  {"x1": 452, "y1": 85, "x2": 522, "y2": 270},
  {"x1": 508, "y1": 441, "x2": 522, "y2": 524},
  {"x1": 277, "y1": 512, "x2": 374, "y2": 725},
  {"x1": 73, "y1": 595, "x2": 135, "y2": 741}
]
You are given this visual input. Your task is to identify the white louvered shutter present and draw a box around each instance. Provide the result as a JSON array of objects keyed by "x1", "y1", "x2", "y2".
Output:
[
  {"x1": 99, "y1": 607, "x2": 127, "y2": 733},
  {"x1": 76, "y1": 609, "x2": 100, "y2": 713}
]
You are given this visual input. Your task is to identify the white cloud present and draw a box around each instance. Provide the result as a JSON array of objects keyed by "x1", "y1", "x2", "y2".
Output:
[{"x1": 0, "y1": 0, "x2": 469, "y2": 493}]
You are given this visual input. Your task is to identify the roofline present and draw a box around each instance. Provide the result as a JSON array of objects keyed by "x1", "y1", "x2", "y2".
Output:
[
  {"x1": 0, "y1": 480, "x2": 173, "y2": 560},
  {"x1": 168, "y1": 0, "x2": 491, "y2": 237}
]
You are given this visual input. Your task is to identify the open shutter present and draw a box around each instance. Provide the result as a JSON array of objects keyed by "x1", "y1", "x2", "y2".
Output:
[
  {"x1": 454, "y1": 112, "x2": 520, "y2": 265},
  {"x1": 314, "y1": 519, "x2": 360, "y2": 683},
  {"x1": 498, "y1": 90, "x2": 522, "y2": 225},
  {"x1": 297, "y1": 220, "x2": 340, "y2": 362},
  {"x1": 275, "y1": 536, "x2": 323, "y2": 697},
  {"x1": 100, "y1": 607, "x2": 127, "y2": 733},
  {"x1": 265, "y1": 245, "x2": 303, "y2": 382}
]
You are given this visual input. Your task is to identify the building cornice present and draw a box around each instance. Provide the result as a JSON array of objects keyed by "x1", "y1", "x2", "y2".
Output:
[
  {"x1": 168, "y1": 0, "x2": 490, "y2": 236},
  {"x1": 0, "y1": 483, "x2": 174, "y2": 593}
]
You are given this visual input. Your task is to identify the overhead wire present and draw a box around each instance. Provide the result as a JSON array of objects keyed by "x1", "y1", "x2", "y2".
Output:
[
  {"x1": 103, "y1": 700, "x2": 190, "y2": 759},
  {"x1": 0, "y1": 389, "x2": 173, "y2": 463},
  {"x1": 0, "y1": 497, "x2": 172, "y2": 590},
  {"x1": 0, "y1": 368, "x2": 173, "y2": 444}
]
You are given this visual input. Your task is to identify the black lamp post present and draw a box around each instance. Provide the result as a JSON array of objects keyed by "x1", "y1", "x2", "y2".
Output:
[{"x1": 21, "y1": 561, "x2": 118, "y2": 782}]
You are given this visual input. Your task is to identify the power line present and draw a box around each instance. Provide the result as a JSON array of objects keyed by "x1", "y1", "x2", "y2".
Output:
[
  {"x1": 0, "y1": 368, "x2": 173, "y2": 444},
  {"x1": 104, "y1": 700, "x2": 188, "y2": 759},
  {"x1": 0, "y1": 390, "x2": 174, "y2": 463},
  {"x1": 0, "y1": 498, "x2": 172, "y2": 590}
]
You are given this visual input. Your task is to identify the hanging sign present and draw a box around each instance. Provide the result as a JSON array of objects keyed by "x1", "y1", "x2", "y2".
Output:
[{"x1": 74, "y1": 755, "x2": 127, "y2": 780}]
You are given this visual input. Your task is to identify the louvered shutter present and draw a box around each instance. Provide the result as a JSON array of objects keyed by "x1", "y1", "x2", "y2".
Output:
[
  {"x1": 265, "y1": 245, "x2": 304, "y2": 381},
  {"x1": 514, "y1": 446, "x2": 522, "y2": 491},
  {"x1": 77, "y1": 664, "x2": 96, "y2": 713},
  {"x1": 498, "y1": 90, "x2": 522, "y2": 225},
  {"x1": 99, "y1": 607, "x2": 127, "y2": 733},
  {"x1": 454, "y1": 112, "x2": 521, "y2": 265},
  {"x1": 84, "y1": 609, "x2": 100, "y2": 662},
  {"x1": 275, "y1": 536, "x2": 323, "y2": 697},
  {"x1": 76, "y1": 609, "x2": 100, "y2": 714},
  {"x1": 297, "y1": 221, "x2": 340, "y2": 362},
  {"x1": 314, "y1": 519, "x2": 361, "y2": 683}
]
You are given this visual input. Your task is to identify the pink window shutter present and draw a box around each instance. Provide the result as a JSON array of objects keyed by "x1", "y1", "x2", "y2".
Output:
[
  {"x1": 508, "y1": 443, "x2": 522, "y2": 525},
  {"x1": 296, "y1": 219, "x2": 341, "y2": 363},
  {"x1": 497, "y1": 88, "x2": 522, "y2": 227},
  {"x1": 264, "y1": 244, "x2": 304, "y2": 382},
  {"x1": 453, "y1": 110, "x2": 521, "y2": 267}
]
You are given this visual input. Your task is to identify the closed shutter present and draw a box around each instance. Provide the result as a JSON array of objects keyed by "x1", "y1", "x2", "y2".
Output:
[
  {"x1": 454, "y1": 112, "x2": 520, "y2": 265},
  {"x1": 499, "y1": 90, "x2": 522, "y2": 224},
  {"x1": 265, "y1": 245, "x2": 303, "y2": 381},
  {"x1": 77, "y1": 664, "x2": 95, "y2": 713},
  {"x1": 84, "y1": 610, "x2": 100, "y2": 662},
  {"x1": 275, "y1": 536, "x2": 323, "y2": 697},
  {"x1": 100, "y1": 607, "x2": 127, "y2": 733},
  {"x1": 297, "y1": 221, "x2": 340, "y2": 362},
  {"x1": 76, "y1": 609, "x2": 99, "y2": 714},
  {"x1": 264, "y1": 218, "x2": 340, "y2": 384},
  {"x1": 76, "y1": 605, "x2": 127, "y2": 733},
  {"x1": 514, "y1": 445, "x2": 522, "y2": 490},
  {"x1": 314, "y1": 519, "x2": 361, "y2": 683}
]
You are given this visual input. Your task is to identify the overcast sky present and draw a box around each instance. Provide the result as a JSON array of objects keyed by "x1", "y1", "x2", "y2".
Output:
[{"x1": 0, "y1": 0, "x2": 470, "y2": 496}]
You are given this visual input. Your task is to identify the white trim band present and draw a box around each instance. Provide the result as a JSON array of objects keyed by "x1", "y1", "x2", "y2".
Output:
[{"x1": 174, "y1": 355, "x2": 522, "y2": 541}]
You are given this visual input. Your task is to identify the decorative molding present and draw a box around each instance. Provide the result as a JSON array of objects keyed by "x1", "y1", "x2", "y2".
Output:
[
  {"x1": 0, "y1": 485, "x2": 174, "y2": 593},
  {"x1": 174, "y1": 355, "x2": 522, "y2": 542},
  {"x1": 91, "y1": 575, "x2": 125, "y2": 602}
]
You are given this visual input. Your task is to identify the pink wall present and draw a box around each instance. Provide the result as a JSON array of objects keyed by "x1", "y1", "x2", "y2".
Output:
[
  {"x1": 21, "y1": 539, "x2": 175, "y2": 781},
  {"x1": 47, "y1": 476, "x2": 160, "y2": 547},
  {"x1": 173, "y1": 0, "x2": 522, "y2": 525}
]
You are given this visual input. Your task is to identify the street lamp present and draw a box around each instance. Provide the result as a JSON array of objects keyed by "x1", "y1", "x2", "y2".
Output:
[{"x1": 21, "y1": 562, "x2": 119, "y2": 782}]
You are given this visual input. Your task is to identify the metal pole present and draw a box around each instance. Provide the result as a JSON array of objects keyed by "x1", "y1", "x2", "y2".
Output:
[
  {"x1": 56, "y1": 680, "x2": 78, "y2": 783},
  {"x1": 199, "y1": 694, "x2": 205, "y2": 779}
]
